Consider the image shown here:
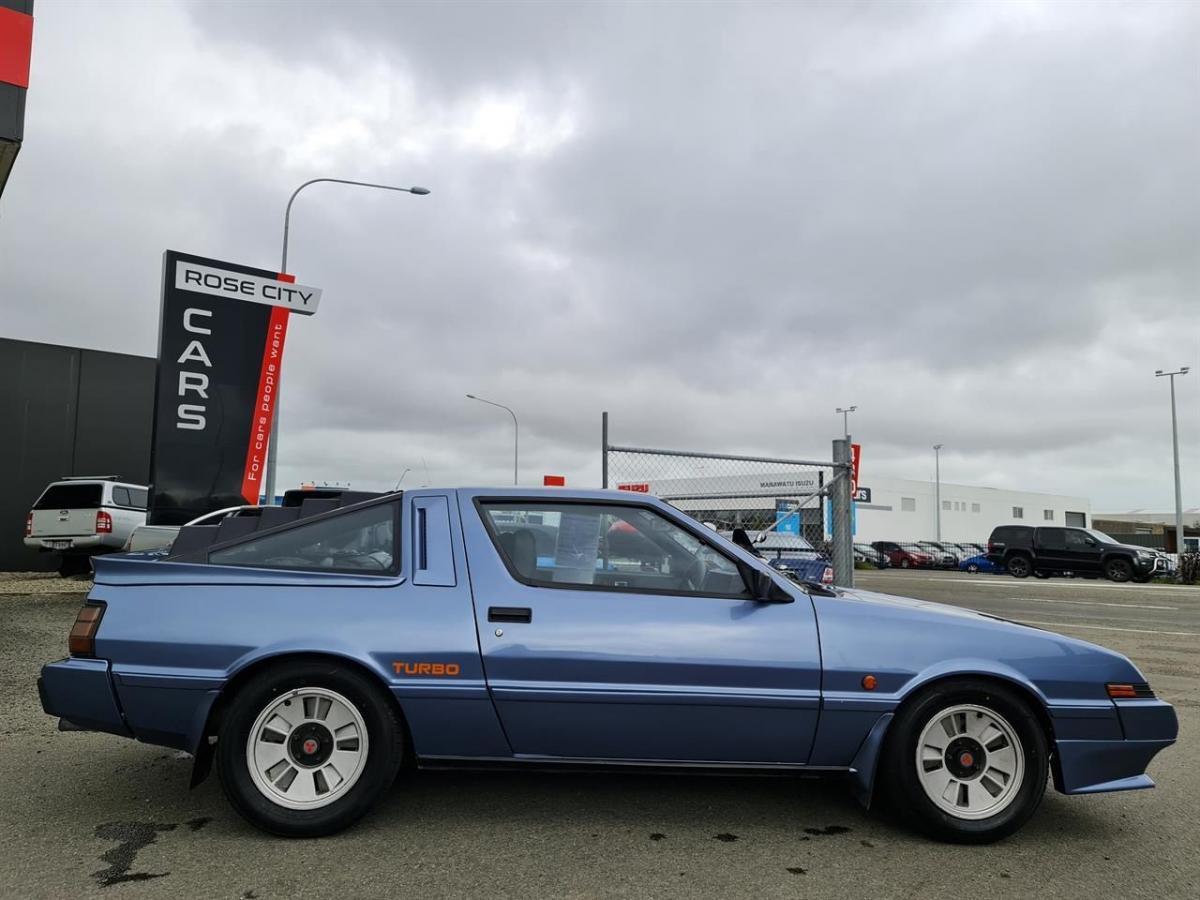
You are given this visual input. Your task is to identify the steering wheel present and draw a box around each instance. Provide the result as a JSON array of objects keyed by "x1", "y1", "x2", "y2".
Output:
[{"x1": 682, "y1": 557, "x2": 709, "y2": 592}]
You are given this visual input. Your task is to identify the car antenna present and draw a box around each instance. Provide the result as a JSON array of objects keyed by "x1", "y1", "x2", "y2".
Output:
[{"x1": 393, "y1": 468, "x2": 411, "y2": 492}]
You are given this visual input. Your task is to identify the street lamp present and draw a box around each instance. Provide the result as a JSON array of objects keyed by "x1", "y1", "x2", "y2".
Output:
[
  {"x1": 262, "y1": 178, "x2": 430, "y2": 505},
  {"x1": 933, "y1": 443, "x2": 944, "y2": 542},
  {"x1": 835, "y1": 406, "x2": 857, "y2": 439},
  {"x1": 1155, "y1": 367, "x2": 1190, "y2": 560},
  {"x1": 467, "y1": 394, "x2": 519, "y2": 485}
]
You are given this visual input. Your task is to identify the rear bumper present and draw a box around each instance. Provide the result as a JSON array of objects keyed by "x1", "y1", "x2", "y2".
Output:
[
  {"x1": 39, "y1": 658, "x2": 131, "y2": 737},
  {"x1": 1054, "y1": 699, "x2": 1178, "y2": 794},
  {"x1": 24, "y1": 535, "x2": 111, "y2": 552}
]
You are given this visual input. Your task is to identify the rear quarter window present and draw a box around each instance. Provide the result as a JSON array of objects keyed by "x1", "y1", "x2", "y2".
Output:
[{"x1": 34, "y1": 484, "x2": 103, "y2": 510}]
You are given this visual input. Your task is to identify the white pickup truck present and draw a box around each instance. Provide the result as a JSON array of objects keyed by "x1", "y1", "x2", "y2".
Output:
[{"x1": 24, "y1": 477, "x2": 148, "y2": 575}]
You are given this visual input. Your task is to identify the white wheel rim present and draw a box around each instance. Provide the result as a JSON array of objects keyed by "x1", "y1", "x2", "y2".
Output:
[
  {"x1": 245, "y1": 687, "x2": 370, "y2": 810},
  {"x1": 915, "y1": 703, "x2": 1024, "y2": 820}
]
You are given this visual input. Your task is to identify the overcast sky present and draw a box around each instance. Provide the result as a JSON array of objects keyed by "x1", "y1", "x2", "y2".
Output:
[{"x1": 1, "y1": 0, "x2": 1196, "y2": 510}]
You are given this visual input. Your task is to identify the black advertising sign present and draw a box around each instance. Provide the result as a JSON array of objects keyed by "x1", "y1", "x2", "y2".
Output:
[{"x1": 147, "y1": 250, "x2": 321, "y2": 526}]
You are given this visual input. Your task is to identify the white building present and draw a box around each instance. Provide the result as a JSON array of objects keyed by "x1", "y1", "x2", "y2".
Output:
[
  {"x1": 627, "y1": 472, "x2": 1090, "y2": 544},
  {"x1": 854, "y1": 477, "x2": 1091, "y2": 543}
]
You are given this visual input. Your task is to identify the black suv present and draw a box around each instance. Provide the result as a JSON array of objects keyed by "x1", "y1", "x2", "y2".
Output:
[{"x1": 986, "y1": 525, "x2": 1163, "y2": 583}]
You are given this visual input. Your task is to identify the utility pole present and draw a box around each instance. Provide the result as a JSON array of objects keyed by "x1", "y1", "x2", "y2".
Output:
[
  {"x1": 1156, "y1": 367, "x2": 1190, "y2": 561},
  {"x1": 933, "y1": 443, "x2": 944, "y2": 542}
]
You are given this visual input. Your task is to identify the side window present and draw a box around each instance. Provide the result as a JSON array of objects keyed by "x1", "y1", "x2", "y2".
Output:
[
  {"x1": 111, "y1": 487, "x2": 131, "y2": 506},
  {"x1": 480, "y1": 502, "x2": 751, "y2": 598},
  {"x1": 1038, "y1": 528, "x2": 1066, "y2": 551},
  {"x1": 901, "y1": 497, "x2": 916, "y2": 512},
  {"x1": 128, "y1": 488, "x2": 149, "y2": 509},
  {"x1": 209, "y1": 503, "x2": 398, "y2": 573},
  {"x1": 1065, "y1": 530, "x2": 1092, "y2": 550}
]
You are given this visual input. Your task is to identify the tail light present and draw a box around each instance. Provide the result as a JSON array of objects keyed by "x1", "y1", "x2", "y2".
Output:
[
  {"x1": 1107, "y1": 682, "x2": 1155, "y2": 699},
  {"x1": 68, "y1": 604, "x2": 105, "y2": 657},
  {"x1": 25, "y1": 512, "x2": 32, "y2": 536},
  {"x1": 821, "y1": 566, "x2": 834, "y2": 585},
  {"x1": 96, "y1": 510, "x2": 113, "y2": 533}
]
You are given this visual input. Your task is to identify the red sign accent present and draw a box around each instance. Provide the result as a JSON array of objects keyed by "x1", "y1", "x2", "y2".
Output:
[
  {"x1": 240, "y1": 305, "x2": 290, "y2": 503},
  {"x1": 543, "y1": 475, "x2": 565, "y2": 487},
  {"x1": 0, "y1": 7, "x2": 33, "y2": 90},
  {"x1": 850, "y1": 443, "x2": 861, "y2": 495},
  {"x1": 617, "y1": 482, "x2": 650, "y2": 493},
  {"x1": 277, "y1": 272, "x2": 296, "y2": 283}
]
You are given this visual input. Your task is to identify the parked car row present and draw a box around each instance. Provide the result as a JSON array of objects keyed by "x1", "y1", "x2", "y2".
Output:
[{"x1": 868, "y1": 540, "x2": 986, "y2": 571}]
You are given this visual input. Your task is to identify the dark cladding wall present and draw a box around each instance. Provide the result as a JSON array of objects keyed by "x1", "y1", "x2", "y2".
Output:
[{"x1": 0, "y1": 338, "x2": 155, "y2": 571}]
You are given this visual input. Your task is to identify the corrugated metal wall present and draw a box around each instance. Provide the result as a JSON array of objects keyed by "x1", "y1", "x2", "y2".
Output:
[{"x1": 0, "y1": 337, "x2": 155, "y2": 571}]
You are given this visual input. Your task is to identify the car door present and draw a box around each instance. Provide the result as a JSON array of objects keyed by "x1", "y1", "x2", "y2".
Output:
[
  {"x1": 459, "y1": 491, "x2": 822, "y2": 765},
  {"x1": 1035, "y1": 527, "x2": 1069, "y2": 571},
  {"x1": 1064, "y1": 529, "x2": 1102, "y2": 573}
]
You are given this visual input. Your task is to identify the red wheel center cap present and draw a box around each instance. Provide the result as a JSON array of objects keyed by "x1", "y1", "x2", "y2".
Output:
[
  {"x1": 303, "y1": 738, "x2": 319, "y2": 755},
  {"x1": 960, "y1": 751, "x2": 975, "y2": 767}
]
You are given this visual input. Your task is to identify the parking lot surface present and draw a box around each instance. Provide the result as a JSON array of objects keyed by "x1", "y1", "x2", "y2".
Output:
[{"x1": 3, "y1": 570, "x2": 1198, "y2": 899}]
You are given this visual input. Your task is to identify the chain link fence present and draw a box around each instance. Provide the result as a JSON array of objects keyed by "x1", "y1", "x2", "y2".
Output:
[{"x1": 601, "y1": 414, "x2": 855, "y2": 586}]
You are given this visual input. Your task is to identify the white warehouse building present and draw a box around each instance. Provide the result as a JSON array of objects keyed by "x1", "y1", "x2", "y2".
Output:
[
  {"x1": 632, "y1": 472, "x2": 1091, "y2": 544},
  {"x1": 853, "y1": 477, "x2": 1091, "y2": 543}
]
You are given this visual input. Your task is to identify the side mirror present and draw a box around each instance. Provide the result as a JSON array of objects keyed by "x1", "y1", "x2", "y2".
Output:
[
  {"x1": 752, "y1": 569, "x2": 795, "y2": 604},
  {"x1": 731, "y1": 527, "x2": 762, "y2": 557}
]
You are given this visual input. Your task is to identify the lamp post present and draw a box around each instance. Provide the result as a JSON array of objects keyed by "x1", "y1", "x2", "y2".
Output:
[
  {"x1": 467, "y1": 394, "x2": 519, "y2": 485},
  {"x1": 933, "y1": 443, "x2": 944, "y2": 542},
  {"x1": 1155, "y1": 367, "x2": 1190, "y2": 559},
  {"x1": 262, "y1": 178, "x2": 430, "y2": 505},
  {"x1": 835, "y1": 406, "x2": 857, "y2": 440}
]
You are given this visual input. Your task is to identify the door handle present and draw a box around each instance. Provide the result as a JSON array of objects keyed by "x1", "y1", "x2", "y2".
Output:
[{"x1": 488, "y1": 606, "x2": 532, "y2": 624}]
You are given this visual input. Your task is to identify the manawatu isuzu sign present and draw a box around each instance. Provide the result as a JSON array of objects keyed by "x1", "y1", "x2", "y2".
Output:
[{"x1": 148, "y1": 251, "x2": 321, "y2": 526}]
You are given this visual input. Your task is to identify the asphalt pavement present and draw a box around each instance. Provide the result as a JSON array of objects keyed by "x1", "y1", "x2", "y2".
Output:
[{"x1": 2, "y1": 570, "x2": 1197, "y2": 900}]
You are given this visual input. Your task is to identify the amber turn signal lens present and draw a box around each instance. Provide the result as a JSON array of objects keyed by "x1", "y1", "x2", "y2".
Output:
[
  {"x1": 862, "y1": 674, "x2": 877, "y2": 691},
  {"x1": 68, "y1": 605, "x2": 104, "y2": 657}
]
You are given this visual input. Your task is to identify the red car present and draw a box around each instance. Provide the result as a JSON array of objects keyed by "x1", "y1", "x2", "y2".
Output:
[{"x1": 871, "y1": 541, "x2": 934, "y2": 569}]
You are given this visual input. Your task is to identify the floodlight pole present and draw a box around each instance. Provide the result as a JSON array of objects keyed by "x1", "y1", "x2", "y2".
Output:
[
  {"x1": 1156, "y1": 367, "x2": 1190, "y2": 559},
  {"x1": 933, "y1": 443, "x2": 944, "y2": 542},
  {"x1": 262, "y1": 178, "x2": 430, "y2": 505}
]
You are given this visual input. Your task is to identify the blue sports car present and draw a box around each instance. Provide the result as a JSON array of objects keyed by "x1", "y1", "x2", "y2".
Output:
[
  {"x1": 39, "y1": 488, "x2": 1177, "y2": 843},
  {"x1": 960, "y1": 553, "x2": 1004, "y2": 574}
]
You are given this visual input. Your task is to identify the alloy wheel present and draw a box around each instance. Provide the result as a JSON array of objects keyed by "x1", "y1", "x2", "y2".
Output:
[
  {"x1": 915, "y1": 704, "x2": 1025, "y2": 821},
  {"x1": 245, "y1": 687, "x2": 370, "y2": 809}
]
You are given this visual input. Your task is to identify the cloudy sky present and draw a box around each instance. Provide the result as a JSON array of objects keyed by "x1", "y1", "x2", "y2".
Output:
[{"x1": 1, "y1": 0, "x2": 1196, "y2": 510}]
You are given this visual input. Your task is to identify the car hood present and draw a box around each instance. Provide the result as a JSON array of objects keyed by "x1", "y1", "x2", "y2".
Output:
[{"x1": 811, "y1": 586, "x2": 1146, "y2": 692}]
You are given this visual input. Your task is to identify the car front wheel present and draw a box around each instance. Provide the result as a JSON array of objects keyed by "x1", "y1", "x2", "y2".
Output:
[
  {"x1": 966, "y1": 564, "x2": 980, "y2": 573},
  {"x1": 1105, "y1": 558, "x2": 1133, "y2": 582},
  {"x1": 882, "y1": 679, "x2": 1048, "y2": 843},
  {"x1": 216, "y1": 660, "x2": 405, "y2": 837}
]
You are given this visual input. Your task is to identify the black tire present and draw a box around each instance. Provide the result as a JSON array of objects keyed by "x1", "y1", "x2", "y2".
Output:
[
  {"x1": 966, "y1": 564, "x2": 980, "y2": 573},
  {"x1": 216, "y1": 660, "x2": 405, "y2": 837},
  {"x1": 1105, "y1": 557, "x2": 1133, "y2": 583},
  {"x1": 57, "y1": 555, "x2": 90, "y2": 577},
  {"x1": 880, "y1": 678, "x2": 1048, "y2": 844},
  {"x1": 1006, "y1": 555, "x2": 1032, "y2": 579},
  {"x1": 900, "y1": 558, "x2": 911, "y2": 569}
]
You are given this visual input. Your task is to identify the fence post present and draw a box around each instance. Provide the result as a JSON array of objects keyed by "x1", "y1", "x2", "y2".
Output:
[
  {"x1": 601, "y1": 411, "x2": 609, "y2": 489},
  {"x1": 831, "y1": 438, "x2": 854, "y2": 588}
]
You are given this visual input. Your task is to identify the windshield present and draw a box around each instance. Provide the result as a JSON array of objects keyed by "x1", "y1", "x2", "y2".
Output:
[{"x1": 1083, "y1": 529, "x2": 1119, "y2": 544}]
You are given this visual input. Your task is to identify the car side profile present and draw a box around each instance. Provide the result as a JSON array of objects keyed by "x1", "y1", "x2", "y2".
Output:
[
  {"x1": 986, "y1": 525, "x2": 1165, "y2": 582},
  {"x1": 40, "y1": 488, "x2": 1177, "y2": 843}
]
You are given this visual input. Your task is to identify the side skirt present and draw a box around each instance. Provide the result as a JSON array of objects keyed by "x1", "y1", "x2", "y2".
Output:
[{"x1": 417, "y1": 755, "x2": 850, "y2": 778}]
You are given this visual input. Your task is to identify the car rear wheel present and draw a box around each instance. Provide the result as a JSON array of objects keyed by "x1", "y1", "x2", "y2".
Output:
[
  {"x1": 882, "y1": 679, "x2": 1048, "y2": 843},
  {"x1": 1105, "y1": 558, "x2": 1133, "y2": 583},
  {"x1": 900, "y1": 558, "x2": 911, "y2": 569},
  {"x1": 1006, "y1": 555, "x2": 1031, "y2": 579},
  {"x1": 216, "y1": 660, "x2": 405, "y2": 837},
  {"x1": 966, "y1": 564, "x2": 980, "y2": 573}
]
